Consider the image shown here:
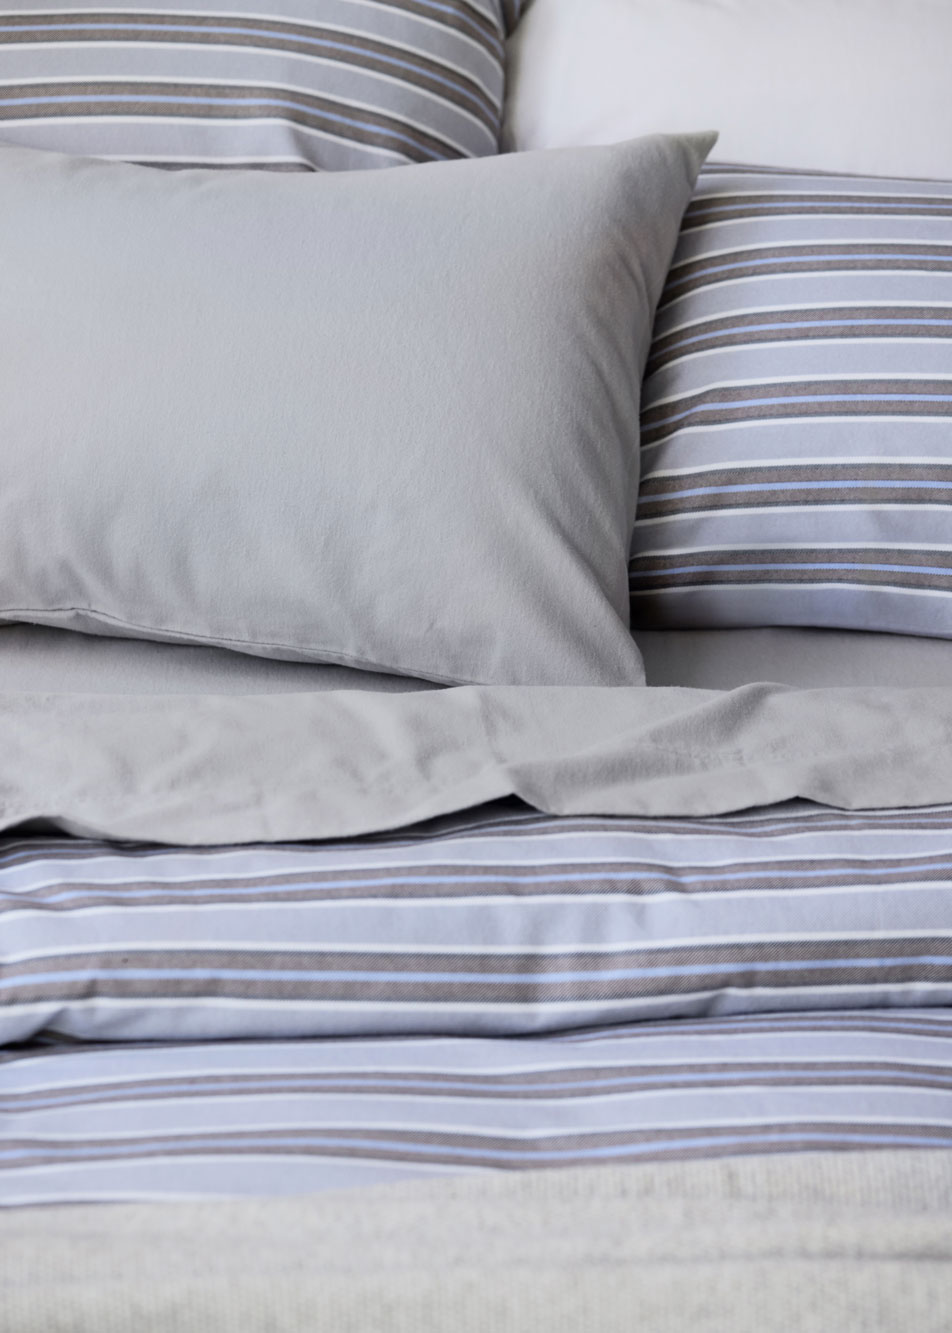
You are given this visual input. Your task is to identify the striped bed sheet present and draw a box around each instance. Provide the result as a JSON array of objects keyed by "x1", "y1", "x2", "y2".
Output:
[
  {"x1": 3, "y1": 794, "x2": 952, "y2": 1207},
  {"x1": 630, "y1": 161, "x2": 952, "y2": 638},
  {"x1": 5, "y1": 1010, "x2": 952, "y2": 1206}
]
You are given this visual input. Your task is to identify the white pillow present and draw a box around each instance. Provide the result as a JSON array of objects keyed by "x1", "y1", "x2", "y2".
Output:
[{"x1": 505, "y1": 0, "x2": 952, "y2": 179}]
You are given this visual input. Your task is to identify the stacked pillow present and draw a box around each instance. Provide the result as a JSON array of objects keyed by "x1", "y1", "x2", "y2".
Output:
[
  {"x1": 0, "y1": 132, "x2": 713, "y2": 686},
  {"x1": 630, "y1": 162, "x2": 952, "y2": 637},
  {"x1": 0, "y1": 0, "x2": 528, "y2": 170}
]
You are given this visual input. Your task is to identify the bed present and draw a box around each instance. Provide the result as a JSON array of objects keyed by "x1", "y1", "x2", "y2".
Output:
[{"x1": 2, "y1": 2, "x2": 952, "y2": 1329}]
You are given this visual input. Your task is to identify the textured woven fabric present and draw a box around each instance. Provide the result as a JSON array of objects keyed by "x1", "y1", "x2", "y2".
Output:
[
  {"x1": 0, "y1": 1, "x2": 527, "y2": 171},
  {"x1": 630, "y1": 163, "x2": 952, "y2": 636},
  {"x1": 5, "y1": 1013, "x2": 952, "y2": 1204},
  {"x1": 0, "y1": 135, "x2": 711, "y2": 685},
  {"x1": 7, "y1": 800, "x2": 952, "y2": 1045}
]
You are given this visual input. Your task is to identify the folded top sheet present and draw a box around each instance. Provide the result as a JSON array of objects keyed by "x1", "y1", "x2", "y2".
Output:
[{"x1": 4, "y1": 683, "x2": 952, "y2": 844}]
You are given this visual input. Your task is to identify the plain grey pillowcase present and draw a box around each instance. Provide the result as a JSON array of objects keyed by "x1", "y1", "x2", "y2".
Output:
[{"x1": 0, "y1": 133, "x2": 713, "y2": 686}]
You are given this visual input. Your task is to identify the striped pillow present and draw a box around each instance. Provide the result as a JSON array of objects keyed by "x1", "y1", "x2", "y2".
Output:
[
  {"x1": 630, "y1": 164, "x2": 952, "y2": 636},
  {"x1": 0, "y1": 1, "x2": 527, "y2": 171}
]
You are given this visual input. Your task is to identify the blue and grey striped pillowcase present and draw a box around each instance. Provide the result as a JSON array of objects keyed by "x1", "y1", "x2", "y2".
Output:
[
  {"x1": 630, "y1": 163, "x2": 952, "y2": 636},
  {"x1": 0, "y1": 1, "x2": 527, "y2": 171}
]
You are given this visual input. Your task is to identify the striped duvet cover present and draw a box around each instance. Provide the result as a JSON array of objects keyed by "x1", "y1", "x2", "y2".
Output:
[{"x1": 4, "y1": 798, "x2": 952, "y2": 1206}]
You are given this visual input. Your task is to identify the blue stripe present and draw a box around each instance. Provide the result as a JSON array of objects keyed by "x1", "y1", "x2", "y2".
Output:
[
  {"x1": 8, "y1": 954, "x2": 951, "y2": 991},
  {"x1": 0, "y1": 93, "x2": 449, "y2": 158},
  {"x1": 632, "y1": 560, "x2": 952, "y2": 578}
]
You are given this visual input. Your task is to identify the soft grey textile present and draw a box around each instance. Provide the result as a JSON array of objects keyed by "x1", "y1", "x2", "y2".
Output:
[
  {"x1": 6, "y1": 684, "x2": 952, "y2": 844},
  {"x1": 5, "y1": 622, "x2": 952, "y2": 693},
  {"x1": 0, "y1": 133, "x2": 712, "y2": 686},
  {"x1": 638, "y1": 627, "x2": 952, "y2": 689},
  {"x1": 0, "y1": 625, "x2": 435, "y2": 694},
  {"x1": 3, "y1": 1150, "x2": 951, "y2": 1332}
]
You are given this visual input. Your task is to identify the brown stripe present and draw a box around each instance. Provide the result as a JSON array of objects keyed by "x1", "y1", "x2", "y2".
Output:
[
  {"x1": 638, "y1": 462, "x2": 952, "y2": 519},
  {"x1": 640, "y1": 378, "x2": 952, "y2": 446},
  {"x1": 661, "y1": 243, "x2": 952, "y2": 306},
  {"x1": 0, "y1": 3, "x2": 505, "y2": 62},
  {"x1": 682, "y1": 191, "x2": 952, "y2": 229},
  {"x1": 647, "y1": 305, "x2": 952, "y2": 375},
  {"x1": 0, "y1": 80, "x2": 461, "y2": 162},
  {"x1": 9, "y1": 939, "x2": 952, "y2": 1006},
  {"x1": 6, "y1": 1059, "x2": 950, "y2": 1113},
  {"x1": 0, "y1": 12, "x2": 499, "y2": 125},
  {"x1": 6, "y1": 1120, "x2": 950, "y2": 1174}
]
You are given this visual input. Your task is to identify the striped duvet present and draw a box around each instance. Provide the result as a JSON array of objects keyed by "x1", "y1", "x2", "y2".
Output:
[
  {"x1": 6, "y1": 799, "x2": 952, "y2": 1046},
  {"x1": 4, "y1": 797, "x2": 952, "y2": 1204},
  {"x1": 6, "y1": 1012, "x2": 952, "y2": 1205}
]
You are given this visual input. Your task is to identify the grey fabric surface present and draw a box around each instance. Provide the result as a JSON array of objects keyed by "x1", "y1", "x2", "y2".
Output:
[
  {"x1": 0, "y1": 624, "x2": 435, "y2": 694},
  {"x1": 637, "y1": 627, "x2": 952, "y2": 689},
  {"x1": 4, "y1": 622, "x2": 952, "y2": 693},
  {"x1": 0, "y1": 0, "x2": 525, "y2": 171},
  {"x1": 4, "y1": 1150, "x2": 951, "y2": 1332},
  {"x1": 0, "y1": 133, "x2": 712, "y2": 686},
  {"x1": 6, "y1": 683, "x2": 952, "y2": 844}
]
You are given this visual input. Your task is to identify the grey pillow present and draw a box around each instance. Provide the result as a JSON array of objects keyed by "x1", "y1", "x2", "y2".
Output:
[
  {"x1": 0, "y1": 1, "x2": 528, "y2": 171},
  {"x1": 0, "y1": 133, "x2": 713, "y2": 685}
]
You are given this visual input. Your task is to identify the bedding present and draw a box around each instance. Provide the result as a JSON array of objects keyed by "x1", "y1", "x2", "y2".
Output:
[
  {"x1": 629, "y1": 161, "x2": 952, "y2": 636},
  {"x1": 0, "y1": 132, "x2": 711, "y2": 686},
  {"x1": 8, "y1": 622, "x2": 952, "y2": 693},
  {"x1": 7, "y1": 798, "x2": 952, "y2": 1046},
  {"x1": 0, "y1": 0, "x2": 527, "y2": 171},
  {"x1": 504, "y1": 0, "x2": 952, "y2": 179},
  {"x1": 8, "y1": 683, "x2": 952, "y2": 843},
  {"x1": 5, "y1": 7, "x2": 952, "y2": 1329},
  {"x1": 3, "y1": 682, "x2": 952, "y2": 1321},
  {"x1": 5, "y1": 1012, "x2": 952, "y2": 1203}
]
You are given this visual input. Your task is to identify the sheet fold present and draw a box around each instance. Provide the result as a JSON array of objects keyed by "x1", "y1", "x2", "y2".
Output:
[{"x1": 5, "y1": 683, "x2": 952, "y2": 842}]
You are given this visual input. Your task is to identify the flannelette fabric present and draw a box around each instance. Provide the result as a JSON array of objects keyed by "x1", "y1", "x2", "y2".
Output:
[
  {"x1": 0, "y1": 133, "x2": 713, "y2": 684},
  {"x1": 6, "y1": 801, "x2": 952, "y2": 1045},
  {"x1": 0, "y1": 0, "x2": 527, "y2": 171},
  {"x1": 630, "y1": 162, "x2": 952, "y2": 637}
]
